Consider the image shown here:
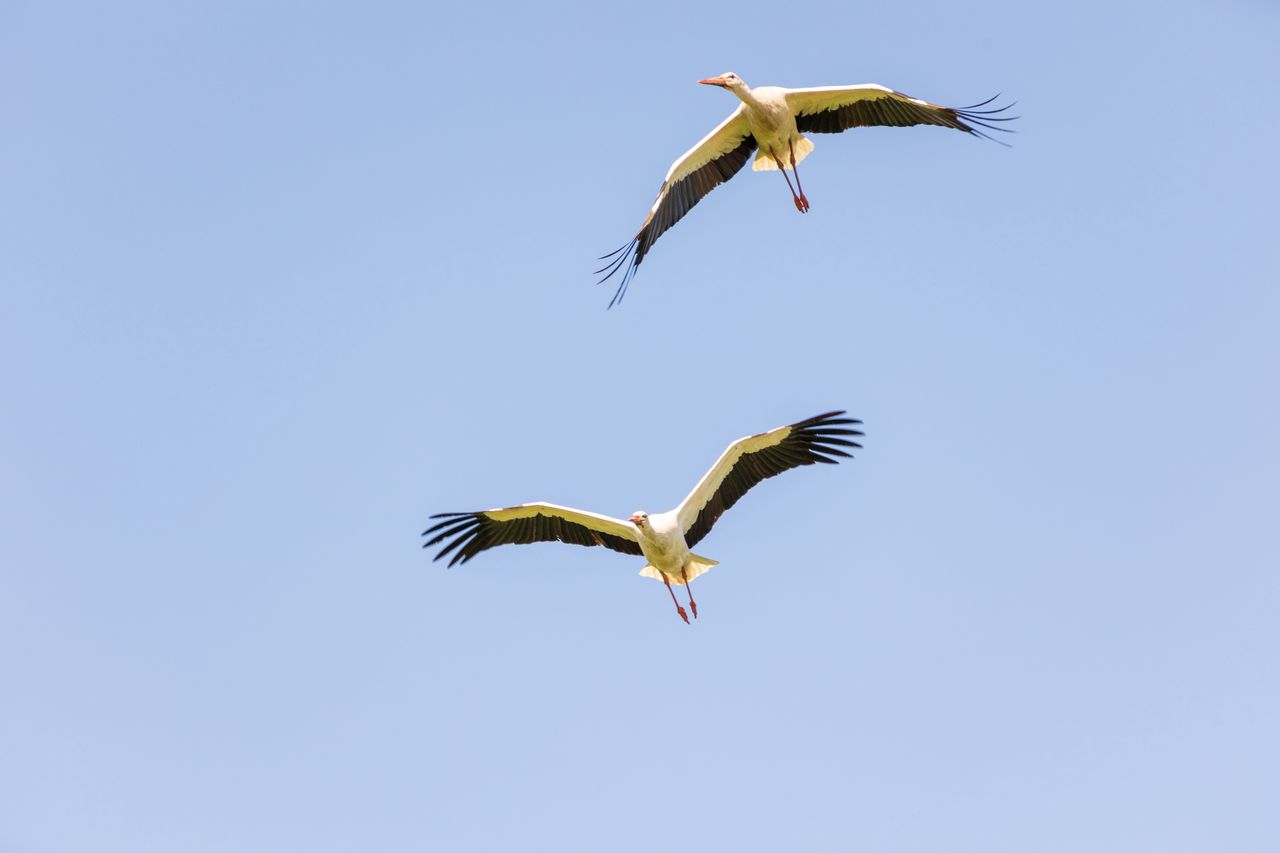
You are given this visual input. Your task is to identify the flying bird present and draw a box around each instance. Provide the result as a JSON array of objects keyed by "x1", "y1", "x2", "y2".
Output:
[
  {"x1": 423, "y1": 411, "x2": 863, "y2": 623},
  {"x1": 598, "y1": 72, "x2": 1016, "y2": 305}
]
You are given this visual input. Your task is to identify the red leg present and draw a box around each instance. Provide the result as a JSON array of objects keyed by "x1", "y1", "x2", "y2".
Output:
[
  {"x1": 681, "y1": 566, "x2": 698, "y2": 619},
  {"x1": 789, "y1": 139, "x2": 810, "y2": 212},
  {"x1": 663, "y1": 574, "x2": 690, "y2": 624},
  {"x1": 770, "y1": 148, "x2": 805, "y2": 213}
]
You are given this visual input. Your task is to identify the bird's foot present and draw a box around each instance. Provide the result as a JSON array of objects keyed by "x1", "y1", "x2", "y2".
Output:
[
  {"x1": 793, "y1": 195, "x2": 806, "y2": 213},
  {"x1": 689, "y1": 601, "x2": 698, "y2": 619},
  {"x1": 676, "y1": 606, "x2": 690, "y2": 624}
]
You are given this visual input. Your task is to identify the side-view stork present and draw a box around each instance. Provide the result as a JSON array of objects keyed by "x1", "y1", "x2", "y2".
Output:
[
  {"x1": 423, "y1": 411, "x2": 863, "y2": 623},
  {"x1": 598, "y1": 72, "x2": 1016, "y2": 305}
]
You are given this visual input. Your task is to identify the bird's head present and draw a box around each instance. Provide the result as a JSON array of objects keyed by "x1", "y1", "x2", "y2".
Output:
[
  {"x1": 698, "y1": 72, "x2": 746, "y2": 92},
  {"x1": 629, "y1": 511, "x2": 649, "y2": 529}
]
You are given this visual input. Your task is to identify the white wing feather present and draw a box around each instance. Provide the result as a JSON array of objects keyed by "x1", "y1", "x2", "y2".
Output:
[
  {"x1": 483, "y1": 503, "x2": 640, "y2": 543},
  {"x1": 675, "y1": 425, "x2": 793, "y2": 535},
  {"x1": 662, "y1": 106, "x2": 751, "y2": 186},
  {"x1": 784, "y1": 83, "x2": 934, "y2": 116}
]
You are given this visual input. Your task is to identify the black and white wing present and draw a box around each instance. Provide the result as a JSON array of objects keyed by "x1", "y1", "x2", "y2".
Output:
[
  {"x1": 676, "y1": 411, "x2": 864, "y2": 549},
  {"x1": 786, "y1": 84, "x2": 1016, "y2": 142},
  {"x1": 423, "y1": 503, "x2": 642, "y2": 568},
  {"x1": 597, "y1": 107, "x2": 756, "y2": 307}
]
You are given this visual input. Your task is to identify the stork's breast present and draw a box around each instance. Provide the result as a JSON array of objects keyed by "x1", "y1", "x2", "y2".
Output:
[{"x1": 747, "y1": 105, "x2": 798, "y2": 149}]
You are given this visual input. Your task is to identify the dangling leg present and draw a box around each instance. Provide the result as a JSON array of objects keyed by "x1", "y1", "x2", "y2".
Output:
[
  {"x1": 662, "y1": 574, "x2": 690, "y2": 624},
  {"x1": 681, "y1": 565, "x2": 698, "y2": 619},
  {"x1": 769, "y1": 148, "x2": 806, "y2": 213},
  {"x1": 789, "y1": 139, "x2": 810, "y2": 212}
]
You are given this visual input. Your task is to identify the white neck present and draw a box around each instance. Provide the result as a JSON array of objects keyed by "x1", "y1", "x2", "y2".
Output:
[{"x1": 729, "y1": 83, "x2": 759, "y2": 109}]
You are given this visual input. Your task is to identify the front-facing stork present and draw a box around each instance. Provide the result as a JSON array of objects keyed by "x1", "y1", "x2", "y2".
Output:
[
  {"x1": 598, "y1": 72, "x2": 1016, "y2": 305},
  {"x1": 423, "y1": 411, "x2": 863, "y2": 623}
]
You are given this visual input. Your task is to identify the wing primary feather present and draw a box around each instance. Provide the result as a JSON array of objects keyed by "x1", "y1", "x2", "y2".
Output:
[
  {"x1": 810, "y1": 437, "x2": 862, "y2": 448},
  {"x1": 594, "y1": 240, "x2": 636, "y2": 276},
  {"x1": 597, "y1": 240, "x2": 636, "y2": 261},
  {"x1": 434, "y1": 527, "x2": 477, "y2": 564},
  {"x1": 607, "y1": 256, "x2": 639, "y2": 308},
  {"x1": 422, "y1": 521, "x2": 478, "y2": 548}
]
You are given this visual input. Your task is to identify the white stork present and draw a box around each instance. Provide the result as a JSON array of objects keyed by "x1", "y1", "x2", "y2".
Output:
[
  {"x1": 598, "y1": 73, "x2": 1016, "y2": 305},
  {"x1": 423, "y1": 411, "x2": 863, "y2": 623}
]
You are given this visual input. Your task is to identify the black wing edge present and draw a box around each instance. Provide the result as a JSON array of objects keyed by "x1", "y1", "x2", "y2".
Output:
[
  {"x1": 682, "y1": 410, "x2": 865, "y2": 548},
  {"x1": 950, "y1": 94, "x2": 1020, "y2": 145},
  {"x1": 795, "y1": 92, "x2": 1019, "y2": 146},
  {"x1": 595, "y1": 235, "x2": 641, "y2": 310},
  {"x1": 595, "y1": 135, "x2": 757, "y2": 309},
  {"x1": 422, "y1": 510, "x2": 642, "y2": 568},
  {"x1": 784, "y1": 410, "x2": 866, "y2": 461}
]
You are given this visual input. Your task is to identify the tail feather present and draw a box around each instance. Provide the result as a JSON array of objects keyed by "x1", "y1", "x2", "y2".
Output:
[
  {"x1": 639, "y1": 554, "x2": 719, "y2": 584},
  {"x1": 753, "y1": 136, "x2": 814, "y2": 172}
]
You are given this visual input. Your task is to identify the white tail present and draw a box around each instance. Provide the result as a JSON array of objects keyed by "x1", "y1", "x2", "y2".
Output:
[
  {"x1": 639, "y1": 554, "x2": 719, "y2": 584},
  {"x1": 752, "y1": 136, "x2": 814, "y2": 172}
]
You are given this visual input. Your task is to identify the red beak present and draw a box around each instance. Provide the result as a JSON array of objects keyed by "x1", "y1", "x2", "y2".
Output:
[{"x1": 698, "y1": 76, "x2": 727, "y2": 88}]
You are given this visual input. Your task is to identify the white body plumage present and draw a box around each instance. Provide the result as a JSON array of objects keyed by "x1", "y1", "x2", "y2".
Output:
[
  {"x1": 630, "y1": 510, "x2": 718, "y2": 585},
  {"x1": 729, "y1": 85, "x2": 816, "y2": 172}
]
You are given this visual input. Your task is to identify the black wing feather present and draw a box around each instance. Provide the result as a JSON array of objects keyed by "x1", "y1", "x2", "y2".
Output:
[
  {"x1": 683, "y1": 411, "x2": 864, "y2": 549},
  {"x1": 422, "y1": 509, "x2": 643, "y2": 568},
  {"x1": 597, "y1": 134, "x2": 756, "y2": 308},
  {"x1": 796, "y1": 92, "x2": 1018, "y2": 144}
]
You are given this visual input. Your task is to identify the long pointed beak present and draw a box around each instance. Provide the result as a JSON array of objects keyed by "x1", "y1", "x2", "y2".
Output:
[{"x1": 698, "y1": 76, "x2": 728, "y2": 87}]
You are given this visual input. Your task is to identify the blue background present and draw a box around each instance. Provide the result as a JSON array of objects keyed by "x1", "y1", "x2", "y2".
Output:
[{"x1": 3, "y1": 1, "x2": 1277, "y2": 850}]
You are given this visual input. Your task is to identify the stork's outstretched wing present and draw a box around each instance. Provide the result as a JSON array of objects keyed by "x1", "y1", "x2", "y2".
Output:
[
  {"x1": 598, "y1": 107, "x2": 755, "y2": 307},
  {"x1": 423, "y1": 503, "x2": 642, "y2": 568},
  {"x1": 676, "y1": 411, "x2": 863, "y2": 548},
  {"x1": 786, "y1": 84, "x2": 1016, "y2": 142}
]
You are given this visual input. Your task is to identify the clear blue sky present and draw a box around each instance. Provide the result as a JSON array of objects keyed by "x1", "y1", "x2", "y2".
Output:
[{"x1": 3, "y1": 1, "x2": 1277, "y2": 851}]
